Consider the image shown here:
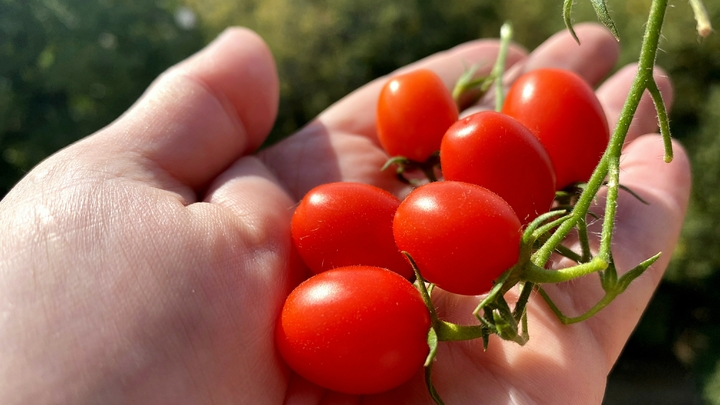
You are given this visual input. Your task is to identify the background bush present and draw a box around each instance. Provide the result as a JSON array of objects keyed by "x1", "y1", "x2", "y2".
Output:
[{"x1": 2, "y1": 0, "x2": 720, "y2": 402}]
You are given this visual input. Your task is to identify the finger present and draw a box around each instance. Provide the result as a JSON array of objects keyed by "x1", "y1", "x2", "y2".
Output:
[
  {"x1": 596, "y1": 64, "x2": 674, "y2": 145},
  {"x1": 201, "y1": 153, "x2": 304, "y2": 290},
  {"x1": 516, "y1": 22, "x2": 620, "y2": 85},
  {"x1": 261, "y1": 40, "x2": 527, "y2": 200},
  {"x1": 86, "y1": 27, "x2": 279, "y2": 194},
  {"x1": 203, "y1": 156, "x2": 295, "y2": 224},
  {"x1": 546, "y1": 134, "x2": 691, "y2": 369},
  {"x1": 189, "y1": 156, "x2": 308, "y2": 401}
]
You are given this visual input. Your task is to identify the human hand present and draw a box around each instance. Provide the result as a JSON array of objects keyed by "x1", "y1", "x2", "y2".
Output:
[
  {"x1": 265, "y1": 22, "x2": 689, "y2": 404},
  {"x1": 0, "y1": 23, "x2": 690, "y2": 405},
  {"x1": 0, "y1": 27, "x2": 297, "y2": 405}
]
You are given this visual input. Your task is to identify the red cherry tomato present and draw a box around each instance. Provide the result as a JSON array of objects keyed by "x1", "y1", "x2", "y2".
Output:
[
  {"x1": 291, "y1": 182, "x2": 412, "y2": 278},
  {"x1": 440, "y1": 111, "x2": 556, "y2": 224},
  {"x1": 502, "y1": 68, "x2": 609, "y2": 189},
  {"x1": 393, "y1": 181, "x2": 522, "y2": 295},
  {"x1": 376, "y1": 69, "x2": 458, "y2": 162},
  {"x1": 276, "y1": 266, "x2": 430, "y2": 394}
]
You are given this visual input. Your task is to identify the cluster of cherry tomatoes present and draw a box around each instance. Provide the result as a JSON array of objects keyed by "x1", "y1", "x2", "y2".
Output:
[{"x1": 276, "y1": 67, "x2": 609, "y2": 395}]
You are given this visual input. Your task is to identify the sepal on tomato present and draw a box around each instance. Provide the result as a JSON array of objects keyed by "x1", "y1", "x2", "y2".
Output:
[{"x1": 381, "y1": 152, "x2": 441, "y2": 185}]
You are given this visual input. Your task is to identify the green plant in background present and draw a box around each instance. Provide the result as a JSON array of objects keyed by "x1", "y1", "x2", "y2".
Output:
[
  {"x1": 183, "y1": 0, "x2": 513, "y2": 145},
  {"x1": 670, "y1": 84, "x2": 720, "y2": 405},
  {"x1": 2, "y1": 0, "x2": 720, "y2": 402},
  {"x1": 0, "y1": 0, "x2": 203, "y2": 196}
]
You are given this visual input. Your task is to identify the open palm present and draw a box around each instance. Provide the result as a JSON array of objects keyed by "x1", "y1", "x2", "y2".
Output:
[{"x1": 0, "y1": 24, "x2": 689, "y2": 405}]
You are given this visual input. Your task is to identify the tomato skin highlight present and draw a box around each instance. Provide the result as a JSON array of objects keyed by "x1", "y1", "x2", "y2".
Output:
[
  {"x1": 440, "y1": 111, "x2": 556, "y2": 224},
  {"x1": 502, "y1": 68, "x2": 609, "y2": 190},
  {"x1": 376, "y1": 69, "x2": 459, "y2": 162},
  {"x1": 291, "y1": 182, "x2": 412, "y2": 278},
  {"x1": 276, "y1": 266, "x2": 431, "y2": 395},
  {"x1": 393, "y1": 181, "x2": 522, "y2": 296}
]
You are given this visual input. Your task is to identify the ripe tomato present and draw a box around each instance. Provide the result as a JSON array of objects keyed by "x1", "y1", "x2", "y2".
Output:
[
  {"x1": 502, "y1": 68, "x2": 609, "y2": 189},
  {"x1": 291, "y1": 182, "x2": 412, "y2": 278},
  {"x1": 393, "y1": 181, "x2": 522, "y2": 296},
  {"x1": 276, "y1": 266, "x2": 430, "y2": 394},
  {"x1": 440, "y1": 111, "x2": 556, "y2": 224},
  {"x1": 376, "y1": 68, "x2": 458, "y2": 162}
]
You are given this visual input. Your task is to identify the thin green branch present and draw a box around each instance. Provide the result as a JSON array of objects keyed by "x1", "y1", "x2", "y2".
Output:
[
  {"x1": 519, "y1": 310, "x2": 529, "y2": 342},
  {"x1": 599, "y1": 155, "x2": 620, "y2": 263},
  {"x1": 599, "y1": 0, "x2": 668, "y2": 262},
  {"x1": 405, "y1": 252, "x2": 487, "y2": 342},
  {"x1": 554, "y1": 244, "x2": 583, "y2": 263},
  {"x1": 538, "y1": 253, "x2": 660, "y2": 324},
  {"x1": 563, "y1": 0, "x2": 580, "y2": 44},
  {"x1": 513, "y1": 282, "x2": 535, "y2": 321},
  {"x1": 473, "y1": 268, "x2": 513, "y2": 317},
  {"x1": 493, "y1": 296, "x2": 527, "y2": 345},
  {"x1": 577, "y1": 217, "x2": 592, "y2": 263},
  {"x1": 536, "y1": 0, "x2": 670, "y2": 268},
  {"x1": 407, "y1": 252, "x2": 441, "y2": 326},
  {"x1": 493, "y1": 22, "x2": 513, "y2": 112},
  {"x1": 452, "y1": 65, "x2": 484, "y2": 106},
  {"x1": 646, "y1": 78, "x2": 673, "y2": 162},
  {"x1": 434, "y1": 320, "x2": 486, "y2": 342},
  {"x1": 424, "y1": 328, "x2": 444, "y2": 405},
  {"x1": 523, "y1": 257, "x2": 608, "y2": 284},
  {"x1": 690, "y1": 0, "x2": 713, "y2": 37},
  {"x1": 523, "y1": 211, "x2": 568, "y2": 244},
  {"x1": 618, "y1": 184, "x2": 650, "y2": 204},
  {"x1": 538, "y1": 284, "x2": 617, "y2": 324},
  {"x1": 599, "y1": 254, "x2": 619, "y2": 292},
  {"x1": 532, "y1": 213, "x2": 573, "y2": 242},
  {"x1": 534, "y1": 157, "x2": 605, "y2": 265}
]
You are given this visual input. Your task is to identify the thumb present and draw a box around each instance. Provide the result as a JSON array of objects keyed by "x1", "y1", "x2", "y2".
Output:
[{"x1": 78, "y1": 27, "x2": 278, "y2": 195}]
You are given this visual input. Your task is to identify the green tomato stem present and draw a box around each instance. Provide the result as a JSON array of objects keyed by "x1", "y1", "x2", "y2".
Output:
[
  {"x1": 599, "y1": 0, "x2": 668, "y2": 262},
  {"x1": 563, "y1": 0, "x2": 581, "y2": 44},
  {"x1": 537, "y1": 252, "x2": 660, "y2": 324},
  {"x1": 554, "y1": 244, "x2": 583, "y2": 263},
  {"x1": 434, "y1": 320, "x2": 485, "y2": 342},
  {"x1": 514, "y1": 282, "x2": 533, "y2": 316},
  {"x1": 535, "y1": 0, "x2": 669, "y2": 268},
  {"x1": 523, "y1": 257, "x2": 608, "y2": 284},
  {"x1": 577, "y1": 217, "x2": 592, "y2": 263},
  {"x1": 406, "y1": 252, "x2": 442, "y2": 327},
  {"x1": 690, "y1": 0, "x2": 713, "y2": 37},
  {"x1": 646, "y1": 78, "x2": 673, "y2": 162},
  {"x1": 493, "y1": 22, "x2": 513, "y2": 112}
]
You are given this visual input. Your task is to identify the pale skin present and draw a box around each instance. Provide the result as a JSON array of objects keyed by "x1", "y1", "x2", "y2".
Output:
[{"x1": 0, "y1": 23, "x2": 690, "y2": 405}]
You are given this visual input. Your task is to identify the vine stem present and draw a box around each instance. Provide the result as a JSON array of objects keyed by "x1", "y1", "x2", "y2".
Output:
[
  {"x1": 405, "y1": 252, "x2": 485, "y2": 341},
  {"x1": 534, "y1": 0, "x2": 670, "y2": 267},
  {"x1": 599, "y1": 0, "x2": 668, "y2": 261},
  {"x1": 493, "y1": 22, "x2": 513, "y2": 112}
]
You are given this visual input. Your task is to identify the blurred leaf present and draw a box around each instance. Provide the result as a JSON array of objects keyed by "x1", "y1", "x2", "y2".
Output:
[
  {"x1": 0, "y1": 0, "x2": 204, "y2": 196},
  {"x1": 590, "y1": 0, "x2": 620, "y2": 40}
]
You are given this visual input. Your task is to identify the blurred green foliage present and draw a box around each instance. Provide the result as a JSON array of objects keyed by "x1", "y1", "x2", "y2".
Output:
[
  {"x1": 2, "y1": 0, "x2": 720, "y2": 402},
  {"x1": 182, "y1": 0, "x2": 505, "y2": 143},
  {"x1": 0, "y1": 0, "x2": 203, "y2": 196}
]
